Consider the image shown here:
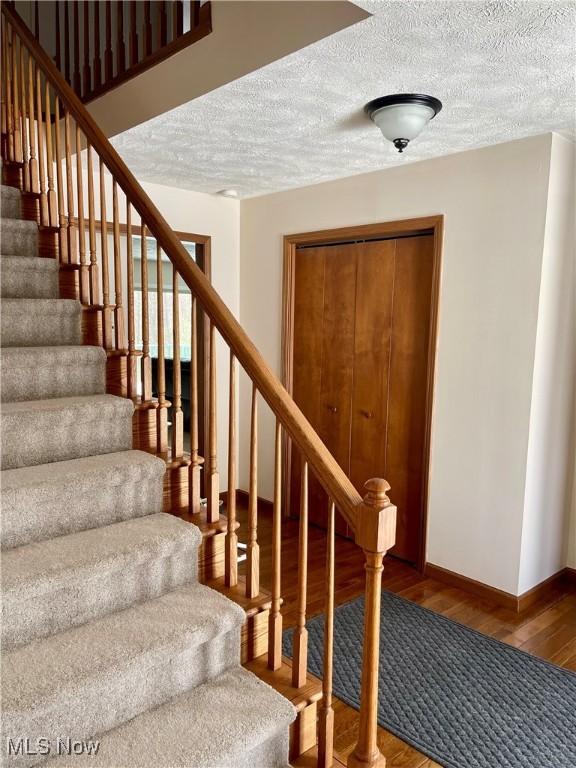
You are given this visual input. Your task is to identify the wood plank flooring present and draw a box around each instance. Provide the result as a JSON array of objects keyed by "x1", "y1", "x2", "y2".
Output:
[{"x1": 235, "y1": 503, "x2": 576, "y2": 767}]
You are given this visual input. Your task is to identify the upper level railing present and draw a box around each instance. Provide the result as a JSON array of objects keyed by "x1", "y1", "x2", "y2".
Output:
[
  {"x1": 28, "y1": 0, "x2": 212, "y2": 102},
  {"x1": 0, "y1": 5, "x2": 397, "y2": 766}
]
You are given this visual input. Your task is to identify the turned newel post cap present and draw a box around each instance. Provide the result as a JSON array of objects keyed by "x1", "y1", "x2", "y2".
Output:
[{"x1": 363, "y1": 478, "x2": 391, "y2": 508}]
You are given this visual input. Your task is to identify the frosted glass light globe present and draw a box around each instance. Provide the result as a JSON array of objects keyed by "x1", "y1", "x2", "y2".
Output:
[{"x1": 365, "y1": 94, "x2": 442, "y2": 153}]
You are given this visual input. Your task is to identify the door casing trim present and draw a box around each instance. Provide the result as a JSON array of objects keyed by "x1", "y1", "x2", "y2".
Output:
[{"x1": 281, "y1": 215, "x2": 444, "y2": 571}]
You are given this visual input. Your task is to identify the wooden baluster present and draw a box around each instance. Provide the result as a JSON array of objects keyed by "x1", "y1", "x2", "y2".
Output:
[
  {"x1": 129, "y1": 1, "x2": 139, "y2": 67},
  {"x1": 73, "y1": 0, "x2": 81, "y2": 93},
  {"x1": 188, "y1": 295, "x2": 202, "y2": 515},
  {"x1": 173, "y1": 1, "x2": 183, "y2": 39},
  {"x1": 158, "y1": 1, "x2": 167, "y2": 48},
  {"x1": 63, "y1": 0, "x2": 70, "y2": 84},
  {"x1": 191, "y1": 0, "x2": 200, "y2": 28},
  {"x1": 141, "y1": 222, "x2": 152, "y2": 400},
  {"x1": 1, "y1": 28, "x2": 6, "y2": 148},
  {"x1": 15, "y1": 34, "x2": 26, "y2": 168},
  {"x1": 143, "y1": 1, "x2": 152, "y2": 57},
  {"x1": 11, "y1": 27, "x2": 23, "y2": 163},
  {"x1": 35, "y1": 65, "x2": 48, "y2": 225},
  {"x1": 104, "y1": 1, "x2": 113, "y2": 82},
  {"x1": 34, "y1": 0, "x2": 40, "y2": 39},
  {"x1": 93, "y1": 1, "x2": 102, "y2": 90},
  {"x1": 76, "y1": 123, "x2": 89, "y2": 303},
  {"x1": 246, "y1": 383, "x2": 259, "y2": 599},
  {"x1": 82, "y1": 1, "x2": 91, "y2": 97},
  {"x1": 7, "y1": 28, "x2": 15, "y2": 165},
  {"x1": 19, "y1": 41, "x2": 30, "y2": 191},
  {"x1": 27, "y1": 54, "x2": 39, "y2": 194},
  {"x1": 348, "y1": 479, "x2": 396, "y2": 768},
  {"x1": 99, "y1": 157, "x2": 113, "y2": 348},
  {"x1": 112, "y1": 180, "x2": 126, "y2": 350},
  {"x1": 2, "y1": 23, "x2": 13, "y2": 161},
  {"x1": 318, "y1": 501, "x2": 336, "y2": 768},
  {"x1": 171, "y1": 265, "x2": 184, "y2": 458},
  {"x1": 64, "y1": 109, "x2": 77, "y2": 262},
  {"x1": 53, "y1": 96, "x2": 68, "y2": 261},
  {"x1": 292, "y1": 458, "x2": 309, "y2": 688},
  {"x1": 156, "y1": 241, "x2": 168, "y2": 454},
  {"x1": 45, "y1": 82, "x2": 59, "y2": 229},
  {"x1": 268, "y1": 420, "x2": 283, "y2": 671},
  {"x1": 205, "y1": 320, "x2": 220, "y2": 523},
  {"x1": 116, "y1": 2, "x2": 126, "y2": 76},
  {"x1": 86, "y1": 142, "x2": 99, "y2": 304},
  {"x1": 6, "y1": 24, "x2": 16, "y2": 163},
  {"x1": 126, "y1": 203, "x2": 137, "y2": 398},
  {"x1": 55, "y1": 1, "x2": 61, "y2": 72},
  {"x1": 225, "y1": 351, "x2": 238, "y2": 587}
]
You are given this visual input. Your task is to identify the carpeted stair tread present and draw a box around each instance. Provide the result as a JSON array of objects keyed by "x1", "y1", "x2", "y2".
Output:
[
  {"x1": 0, "y1": 346, "x2": 106, "y2": 402},
  {"x1": 1, "y1": 513, "x2": 201, "y2": 649},
  {"x1": 3, "y1": 584, "x2": 245, "y2": 768},
  {"x1": 42, "y1": 667, "x2": 295, "y2": 768},
  {"x1": 1, "y1": 299, "x2": 81, "y2": 347},
  {"x1": 1, "y1": 184, "x2": 22, "y2": 218},
  {"x1": 1, "y1": 255, "x2": 59, "y2": 298},
  {"x1": 0, "y1": 394, "x2": 133, "y2": 470},
  {"x1": 1, "y1": 450, "x2": 165, "y2": 549},
  {"x1": 1, "y1": 217, "x2": 38, "y2": 255}
]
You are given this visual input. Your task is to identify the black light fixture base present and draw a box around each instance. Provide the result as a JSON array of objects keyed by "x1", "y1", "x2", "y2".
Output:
[
  {"x1": 364, "y1": 93, "x2": 443, "y2": 117},
  {"x1": 393, "y1": 138, "x2": 409, "y2": 153}
]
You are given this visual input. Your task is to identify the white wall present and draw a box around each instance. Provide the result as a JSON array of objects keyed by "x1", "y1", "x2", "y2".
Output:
[
  {"x1": 518, "y1": 135, "x2": 576, "y2": 592},
  {"x1": 239, "y1": 134, "x2": 555, "y2": 595}
]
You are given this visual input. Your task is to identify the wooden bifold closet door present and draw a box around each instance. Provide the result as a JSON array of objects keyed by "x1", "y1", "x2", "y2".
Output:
[{"x1": 290, "y1": 234, "x2": 434, "y2": 564}]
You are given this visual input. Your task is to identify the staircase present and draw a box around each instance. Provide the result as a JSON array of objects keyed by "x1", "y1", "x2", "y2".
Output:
[
  {"x1": 1, "y1": 5, "x2": 398, "y2": 768},
  {"x1": 0, "y1": 180, "x2": 296, "y2": 767}
]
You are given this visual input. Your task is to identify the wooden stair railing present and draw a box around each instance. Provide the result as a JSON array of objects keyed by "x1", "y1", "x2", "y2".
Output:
[
  {"x1": 0, "y1": 5, "x2": 397, "y2": 767},
  {"x1": 30, "y1": 1, "x2": 211, "y2": 103}
]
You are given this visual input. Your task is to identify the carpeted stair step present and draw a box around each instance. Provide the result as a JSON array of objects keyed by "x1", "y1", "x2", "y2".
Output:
[
  {"x1": 42, "y1": 667, "x2": 295, "y2": 768},
  {"x1": 1, "y1": 217, "x2": 38, "y2": 255},
  {"x1": 1, "y1": 255, "x2": 59, "y2": 298},
  {"x1": 1, "y1": 513, "x2": 201, "y2": 649},
  {"x1": 0, "y1": 394, "x2": 133, "y2": 470},
  {"x1": 1, "y1": 184, "x2": 22, "y2": 219},
  {"x1": 2, "y1": 583, "x2": 245, "y2": 768},
  {"x1": 1, "y1": 299, "x2": 81, "y2": 347},
  {"x1": 0, "y1": 346, "x2": 106, "y2": 402},
  {"x1": 1, "y1": 450, "x2": 165, "y2": 549}
]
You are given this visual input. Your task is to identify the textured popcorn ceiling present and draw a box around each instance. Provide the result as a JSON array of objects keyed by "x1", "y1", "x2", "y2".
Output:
[{"x1": 112, "y1": 0, "x2": 576, "y2": 198}]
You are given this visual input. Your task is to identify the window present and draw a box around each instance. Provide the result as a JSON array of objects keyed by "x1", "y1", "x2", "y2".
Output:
[{"x1": 132, "y1": 235, "x2": 196, "y2": 360}]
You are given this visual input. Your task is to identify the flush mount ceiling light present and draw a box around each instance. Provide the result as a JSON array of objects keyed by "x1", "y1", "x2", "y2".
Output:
[{"x1": 364, "y1": 94, "x2": 442, "y2": 153}]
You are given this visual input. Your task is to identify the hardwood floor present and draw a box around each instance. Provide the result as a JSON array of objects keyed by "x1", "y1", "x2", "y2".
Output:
[{"x1": 235, "y1": 502, "x2": 576, "y2": 767}]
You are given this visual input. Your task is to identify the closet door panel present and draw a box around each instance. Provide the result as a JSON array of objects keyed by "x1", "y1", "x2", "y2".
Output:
[
  {"x1": 290, "y1": 247, "x2": 327, "y2": 521},
  {"x1": 349, "y1": 239, "x2": 396, "y2": 495},
  {"x1": 316, "y1": 243, "x2": 358, "y2": 532},
  {"x1": 386, "y1": 235, "x2": 434, "y2": 563}
]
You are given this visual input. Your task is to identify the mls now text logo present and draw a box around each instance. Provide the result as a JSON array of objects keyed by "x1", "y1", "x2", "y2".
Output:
[{"x1": 7, "y1": 737, "x2": 100, "y2": 757}]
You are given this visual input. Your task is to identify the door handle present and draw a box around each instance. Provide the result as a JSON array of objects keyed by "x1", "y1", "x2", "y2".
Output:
[
  {"x1": 326, "y1": 405, "x2": 338, "y2": 414},
  {"x1": 360, "y1": 409, "x2": 374, "y2": 419}
]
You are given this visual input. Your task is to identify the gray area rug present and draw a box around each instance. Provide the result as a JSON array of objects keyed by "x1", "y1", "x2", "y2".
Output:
[{"x1": 282, "y1": 591, "x2": 576, "y2": 768}]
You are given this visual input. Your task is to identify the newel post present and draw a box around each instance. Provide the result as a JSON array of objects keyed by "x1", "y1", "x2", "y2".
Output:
[{"x1": 348, "y1": 478, "x2": 397, "y2": 768}]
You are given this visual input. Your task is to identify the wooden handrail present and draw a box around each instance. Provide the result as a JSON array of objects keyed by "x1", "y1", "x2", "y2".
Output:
[{"x1": 1, "y1": 2, "x2": 366, "y2": 536}]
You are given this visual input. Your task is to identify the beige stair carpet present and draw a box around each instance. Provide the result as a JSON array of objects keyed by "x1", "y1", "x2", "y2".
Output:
[{"x1": 0, "y1": 179, "x2": 294, "y2": 767}]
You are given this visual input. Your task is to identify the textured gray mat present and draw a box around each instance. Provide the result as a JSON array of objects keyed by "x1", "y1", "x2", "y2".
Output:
[{"x1": 283, "y1": 591, "x2": 576, "y2": 768}]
